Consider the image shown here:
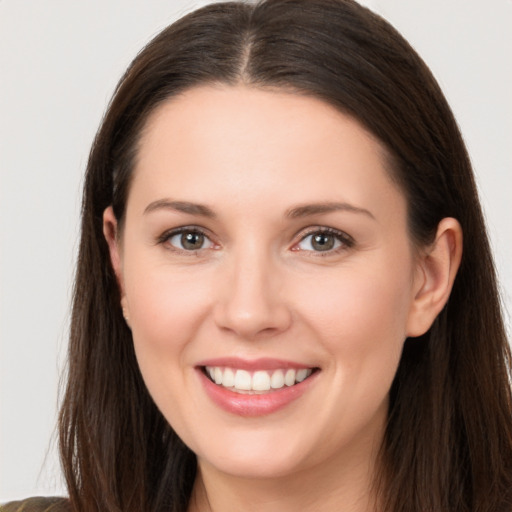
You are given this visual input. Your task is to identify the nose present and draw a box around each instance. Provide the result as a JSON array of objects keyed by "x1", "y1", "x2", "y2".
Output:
[{"x1": 213, "y1": 248, "x2": 292, "y2": 340}]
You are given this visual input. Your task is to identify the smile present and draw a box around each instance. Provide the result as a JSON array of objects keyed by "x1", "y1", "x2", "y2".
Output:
[
  {"x1": 204, "y1": 366, "x2": 314, "y2": 394},
  {"x1": 197, "y1": 358, "x2": 320, "y2": 416}
]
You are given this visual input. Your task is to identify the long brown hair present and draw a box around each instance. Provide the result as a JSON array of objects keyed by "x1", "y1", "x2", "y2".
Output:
[{"x1": 59, "y1": 1, "x2": 512, "y2": 511}]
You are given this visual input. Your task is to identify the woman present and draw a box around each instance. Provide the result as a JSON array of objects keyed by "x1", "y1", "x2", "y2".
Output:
[{"x1": 5, "y1": 0, "x2": 512, "y2": 511}]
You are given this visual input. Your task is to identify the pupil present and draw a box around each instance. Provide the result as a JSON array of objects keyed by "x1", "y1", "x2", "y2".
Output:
[
  {"x1": 312, "y1": 233, "x2": 334, "y2": 251},
  {"x1": 182, "y1": 232, "x2": 204, "y2": 250}
]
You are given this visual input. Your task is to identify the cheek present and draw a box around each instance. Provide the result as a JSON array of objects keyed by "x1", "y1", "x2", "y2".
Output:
[
  {"x1": 125, "y1": 262, "x2": 211, "y2": 346},
  {"x1": 295, "y1": 258, "x2": 414, "y2": 378},
  {"x1": 291, "y1": 265, "x2": 413, "y2": 446},
  {"x1": 122, "y1": 255, "x2": 215, "y2": 404},
  {"x1": 123, "y1": 265, "x2": 215, "y2": 438}
]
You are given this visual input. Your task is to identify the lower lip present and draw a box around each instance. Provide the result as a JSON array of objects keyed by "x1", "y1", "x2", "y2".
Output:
[{"x1": 197, "y1": 369, "x2": 318, "y2": 417}]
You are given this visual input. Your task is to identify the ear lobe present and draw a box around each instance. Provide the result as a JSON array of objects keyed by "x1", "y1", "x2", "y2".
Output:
[
  {"x1": 103, "y1": 206, "x2": 124, "y2": 295},
  {"x1": 406, "y1": 217, "x2": 463, "y2": 337}
]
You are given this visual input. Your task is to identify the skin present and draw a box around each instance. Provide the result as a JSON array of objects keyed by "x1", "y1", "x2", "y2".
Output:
[{"x1": 104, "y1": 85, "x2": 462, "y2": 512}]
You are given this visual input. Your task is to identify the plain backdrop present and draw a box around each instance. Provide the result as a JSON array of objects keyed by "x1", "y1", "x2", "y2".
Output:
[{"x1": 1, "y1": 0, "x2": 511, "y2": 502}]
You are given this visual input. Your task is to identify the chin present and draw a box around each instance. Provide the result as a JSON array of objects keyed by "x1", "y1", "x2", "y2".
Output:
[
  {"x1": 191, "y1": 425, "x2": 318, "y2": 480},
  {"x1": 200, "y1": 451, "x2": 308, "y2": 480}
]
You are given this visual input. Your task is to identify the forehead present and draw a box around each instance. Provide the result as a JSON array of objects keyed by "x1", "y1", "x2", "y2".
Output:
[
  {"x1": 140, "y1": 85, "x2": 388, "y2": 161},
  {"x1": 130, "y1": 85, "x2": 405, "y2": 223}
]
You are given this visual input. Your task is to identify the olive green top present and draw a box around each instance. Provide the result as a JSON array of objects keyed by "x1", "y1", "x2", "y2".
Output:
[{"x1": 1, "y1": 497, "x2": 70, "y2": 512}]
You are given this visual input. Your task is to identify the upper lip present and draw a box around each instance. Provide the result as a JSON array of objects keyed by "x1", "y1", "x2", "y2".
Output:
[{"x1": 196, "y1": 357, "x2": 317, "y2": 371}]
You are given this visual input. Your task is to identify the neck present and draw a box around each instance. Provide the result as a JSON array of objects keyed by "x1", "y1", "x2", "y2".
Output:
[{"x1": 187, "y1": 434, "x2": 383, "y2": 512}]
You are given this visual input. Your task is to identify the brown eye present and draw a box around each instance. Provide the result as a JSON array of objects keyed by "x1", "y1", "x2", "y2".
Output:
[
  {"x1": 296, "y1": 229, "x2": 352, "y2": 253},
  {"x1": 181, "y1": 232, "x2": 205, "y2": 250},
  {"x1": 167, "y1": 230, "x2": 213, "y2": 251},
  {"x1": 311, "y1": 233, "x2": 336, "y2": 251}
]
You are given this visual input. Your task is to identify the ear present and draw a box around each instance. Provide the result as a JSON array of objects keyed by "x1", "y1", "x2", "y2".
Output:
[
  {"x1": 103, "y1": 206, "x2": 130, "y2": 322},
  {"x1": 406, "y1": 217, "x2": 463, "y2": 337}
]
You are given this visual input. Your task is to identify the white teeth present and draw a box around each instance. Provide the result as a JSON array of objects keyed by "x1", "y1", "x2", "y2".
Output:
[
  {"x1": 284, "y1": 369, "x2": 296, "y2": 386},
  {"x1": 296, "y1": 368, "x2": 309, "y2": 382},
  {"x1": 205, "y1": 366, "x2": 313, "y2": 392},
  {"x1": 223, "y1": 367, "x2": 235, "y2": 387},
  {"x1": 234, "y1": 369, "x2": 252, "y2": 390},
  {"x1": 270, "y1": 369, "x2": 285, "y2": 389},
  {"x1": 252, "y1": 371, "x2": 271, "y2": 391}
]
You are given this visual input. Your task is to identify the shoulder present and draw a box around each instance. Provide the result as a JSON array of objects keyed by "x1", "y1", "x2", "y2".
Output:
[{"x1": 1, "y1": 497, "x2": 70, "y2": 512}]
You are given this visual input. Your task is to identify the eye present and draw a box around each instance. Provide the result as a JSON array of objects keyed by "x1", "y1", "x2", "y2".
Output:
[
  {"x1": 295, "y1": 228, "x2": 353, "y2": 253},
  {"x1": 162, "y1": 228, "x2": 215, "y2": 252}
]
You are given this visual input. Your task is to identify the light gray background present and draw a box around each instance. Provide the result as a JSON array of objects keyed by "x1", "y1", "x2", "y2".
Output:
[{"x1": 1, "y1": 0, "x2": 511, "y2": 502}]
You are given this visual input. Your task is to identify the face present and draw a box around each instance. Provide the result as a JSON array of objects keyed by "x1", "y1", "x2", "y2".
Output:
[{"x1": 106, "y1": 85, "x2": 426, "y2": 481}]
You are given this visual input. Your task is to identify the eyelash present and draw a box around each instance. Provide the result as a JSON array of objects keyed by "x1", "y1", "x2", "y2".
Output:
[
  {"x1": 156, "y1": 226, "x2": 216, "y2": 254},
  {"x1": 156, "y1": 226, "x2": 354, "y2": 255},
  {"x1": 292, "y1": 227, "x2": 354, "y2": 256}
]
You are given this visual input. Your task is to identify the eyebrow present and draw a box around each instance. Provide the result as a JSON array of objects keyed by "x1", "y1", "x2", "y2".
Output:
[
  {"x1": 143, "y1": 199, "x2": 374, "y2": 220},
  {"x1": 285, "y1": 202, "x2": 375, "y2": 220},
  {"x1": 143, "y1": 199, "x2": 216, "y2": 218}
]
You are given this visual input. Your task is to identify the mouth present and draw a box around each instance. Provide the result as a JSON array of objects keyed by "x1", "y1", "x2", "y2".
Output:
[
  {"x1": 202, "y1": 366, "x2": 318, "y2": 394},
  {"x1": 196, "y1": 357, "x2": 320, "y2": 416}
]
